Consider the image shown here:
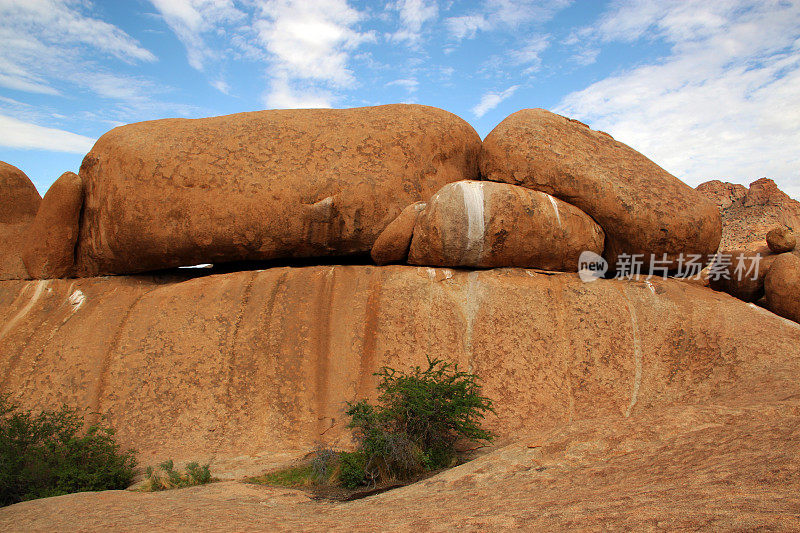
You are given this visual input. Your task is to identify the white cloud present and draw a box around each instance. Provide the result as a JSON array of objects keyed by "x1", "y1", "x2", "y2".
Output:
[
  {"x1": 148, "y1": 0, "x2": 243, "y2": 71},
  {"x1": 386, "y1": 78, "x2": 419, "y2": 92},
  {"x1": 211, "y1": 79, "x2": 231, "y2": 94},
  {"x1": 472, "y1": 85, "x2": 519, "y2": 117},
  {"x1": 389, "y1": 0, "x2": 438, "y2": 45},
  {"x1": 264, "y1": 78, "x2": 333, "y2": 109},
  {"x1": 557, "y1": 0, "x2": 800, "y2": 198},
  {"x1": 0, "y1": 114, "x2": 95, "y2": 153},
  {"x1": 0, "y1": 0, "x2": 156, "y2": 100},
  {"x1": 255, "y1": 0, "x2": 375, "y2": 108},
  {"x1": 509, "y1": 35, "x2": 550, "y2": 74},
  {"x1": 446, "y1": 0, "x2": 571, "y2": 40}
]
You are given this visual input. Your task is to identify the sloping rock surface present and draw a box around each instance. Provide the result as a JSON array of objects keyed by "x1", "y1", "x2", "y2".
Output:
[
  {"x1": 480, "y1": 109, "x2": 721, "y2": 269},
  {"x1": 1, "y1": 266, "x2": 798, "y2": 468},
  {"x1": 75, "y1": 104, "x2": 481, "y2": 276}
]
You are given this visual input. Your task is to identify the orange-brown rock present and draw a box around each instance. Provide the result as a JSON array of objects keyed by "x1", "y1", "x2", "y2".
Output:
[
  {"x1": 75, "y1": 105, "x2": 481, "y2": 276},
  {"x1": 695, "y1": 179, "x2": 747, "y2": 210},
  {"x1": 370, "y1": 202, "x2": 425, "y2": 265},
  {"x1": 697, "y1": 178, "x2": 800, "y2": 250},
  {"x1": 480, "y1": 109, "x2": 721, "y2": 270},
  {"x1": 765, "y1": 253, "x2": 800, "y2": 323},
  {"x1": 1, "y1": 266, "x2": 798, "y2": 470},
  {"x1": 0, "y1": 161, "x2": 40, "y2": 224},
  {"x1": 21, "y1": 171, "x2": 84, "y2": 279},
  {"x1": 0, "y1": 162, "x2": 41, "y2": 280},
  {"x1": 408, "y1": 181, "x2": 604, "y2": 270},
  {"x1": 1, "y1": 267, "x2": 800, "y2": 529},
  {"x1": 707, "y1": 247, "x2": 779, "y2": 302},
  {"x1": 2, "y1": 401, "x2": 797, "y2": 530},
  {"x1": 766, "y1": 225, "x2": 796, "y2": 253}
]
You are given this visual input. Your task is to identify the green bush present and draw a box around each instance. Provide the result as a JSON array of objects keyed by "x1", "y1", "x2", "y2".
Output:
[
  {"x1": 143, "y1": 459, "x2": 212, "y2": 491},
  {"x1": 0, "y1": 395, "x2": 137, "y2": 507},
  {"x1": 342, "y1": 356, "x2": 494, "y2": 487}
]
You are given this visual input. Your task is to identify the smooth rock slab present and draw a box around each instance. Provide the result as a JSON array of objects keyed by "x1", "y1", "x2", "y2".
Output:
[
  {"x1": 75, "y1": 104, "x2": 481, "y2": 276},
  {"x1": 480, "y1": 109, "x2": 722, "y2": 270},
  {"x1": 1, "y1": 266, "x2": 798, "y2": 468},
  {"x1": 408, "y1": 181, "x2": 604, "y2": 270}
]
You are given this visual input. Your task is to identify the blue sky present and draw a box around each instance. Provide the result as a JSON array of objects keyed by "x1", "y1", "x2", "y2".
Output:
[{"x1": 1, "y1": 0, "x2": 799, "y2": 199}]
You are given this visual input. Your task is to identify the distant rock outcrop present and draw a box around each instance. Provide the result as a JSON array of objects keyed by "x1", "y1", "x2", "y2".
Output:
[
  {"x1": 75, "y1": 104, "x2": 481, "y2": 276},
  {"x1": 407, "y1": 181, "x2": 604, "y2": 270},
  {"x1": 480, "y1": 109, "x2": 722, "y2": 270},
  {"x1": 0, "y1": 161, "x2": 41, "y2": 280},
  {"x1": 696, "y1": 177, "x2": 800, "y2": 250}
]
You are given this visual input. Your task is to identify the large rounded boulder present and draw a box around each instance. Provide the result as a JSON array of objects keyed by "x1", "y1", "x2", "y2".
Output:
[
  {"x1": 22, "y1": 171, "x2": 84, "y2": 279},
  {"x1": 75, "y1": 104, "x2": 481, "y2": 276},
  {"x1": 408, "y1": 180, "x2": 604, "y2": 270},
  {"x1": 0, "y1": 161, "x2": 41, "y2": 280},
  {"x1": 480, "y1": 109, "x2": 721, "y2": 270},
  {"x1": 0, "y1": 161, "x2": 40, "y2": 224},
  {"x1": 765, "y1": 253, "x2": 800, "y2": 323}
]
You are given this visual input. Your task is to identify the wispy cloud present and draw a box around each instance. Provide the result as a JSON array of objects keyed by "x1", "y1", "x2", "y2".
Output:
[
  {"x1": 557, "y1": 0, "x2": 800, "y2": 197},
  {"x1": 446, "y1": 0, "x2": 571, "y2": 40},
  {"x1": 0, "y1": 113, "x2": 95, "y2": 153},
  {"x1": 148, "y1": 0, "x2": 244, "y2": 71},
  {"x1": 388, "y1": 0, "x2": 438, "y2": 46},
  {"x1": 472, "y1": 85, "x2": 519, "y2": 117}
]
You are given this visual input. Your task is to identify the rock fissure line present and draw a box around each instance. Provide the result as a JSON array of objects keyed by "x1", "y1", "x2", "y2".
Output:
[
  {"x1": 88, "y1": 288, "x2": 151, "y2": 425},
  {"x1": 223, "y1": 271, "x2": 258, "y2": 408},
  {"x1": 313, "y1": 266, "x2": 336, "y2": 439},
  {"x1": 620, "y1": 285, "x2": 644, "y2": 418},
  {"x1": 355, "y1": 268, "x2": 383, "y2": 400}
]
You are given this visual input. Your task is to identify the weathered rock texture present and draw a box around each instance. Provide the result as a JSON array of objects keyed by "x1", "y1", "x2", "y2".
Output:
[
  {"x1": 2, "y1": 400, "x2": 797, "y2": 531},
  {"x1": 0, "y1": 162, "x2": 41, "y2": 280},
  {"x1": 697, "y1": 177, "x2": 800, "y2": 250},
  {"x1": 408, "y1": 181, "x2": 604, "y2": 270},
  {"x1": 695, "y1": 179, "x2": 747, "y2": 211},
  {"x1": 371, "y1": 202, "x2": 425, "y2": 265},
  {"x1": 707, "y1": 247, "x2": 780, "y2": 302},
  {"x1": 1, "y1": 267, "x2": 800, "y2": 529},
  {"x1": 766, "y1": 225, "x2": 796, "y2": 253},
  {"x1": 0, "y1": 161, "x2": 40, "y2": 224},
  {"x1": 765, "y1": 253, "x2": 800, "y2": 323},
  {"x1": 75, "y1": 104, "x2": 481, "y2": 276},
  {"x1": 21, "y1": 171, "x2": 84, "y2": 279},
  {"x1": 480, "y1": 109, "x2": 722, "y2": 269},
  {"x1": 1, "y1": 266, "x2": 798, "y2": 469}
]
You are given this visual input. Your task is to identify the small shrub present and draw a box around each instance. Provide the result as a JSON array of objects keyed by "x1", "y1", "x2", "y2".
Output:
[
  {"x1": 248, "y1": 464, "x2": 314, "y2": 488},
  {"x1": 310, "y1": 444, "x2": 339, "y2": 483},
  {"x1": 142, "y1": 459, "x2": 212, "y2": 491},
  {"x1": 0, "y1": 395, "x2": 137, "y2": 506},
  {"x1": 342, "y1": 356, "x2": 494, "y2": 487}
]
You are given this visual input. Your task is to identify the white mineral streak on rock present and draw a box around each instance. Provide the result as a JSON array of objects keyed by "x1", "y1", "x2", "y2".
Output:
[
  {"x1": 545, "y1": 192, "x2": 562, "y2": 229},
  {"x1": 459, "y1": 181, "x2": 485, "y2": 265},
  {"x1": 0, "y1": 280, "x2": 49, "y2": 341},
  {"x1": 68, "y1": 289, "x2": 86, "y2": 310},
  {"x1": 620, "y1": 285, "x2": 643, "y2": 418}
]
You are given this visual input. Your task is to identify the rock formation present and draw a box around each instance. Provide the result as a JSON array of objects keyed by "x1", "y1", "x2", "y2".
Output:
[
  {"x1": 765, "y1": 253, "x2": 800, "y2": 323},
  {"x1": 1, "y1": 267, "x2": 797, "y2": 466},
  {"x1": 2, "y1": 105, "x2": 800, "y2": 526},
  {"x1": 74, "y1": 104, "x2": 481, "y2": 276},
  {"x1": 21, "y1": 171, "x2": 84, "y2": 279},
  {"x1": 480, "y1": 109, "x2": 722, "y2": 270},
  {"x1": 0, "y1": 162, "x2": 41, "y2": 280},
  {"x1": 370, "y1": 202, "x2": 425, "y2": 265},
  {"x1": 766, "y1": 225, "x2": 796, "y2": 253},
  {"x1": 697, "y1": 177, "x2": 800, "y2": 250},
  {"x1": 407, "y1": 181, "x2": 604, "y2": 270}
]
